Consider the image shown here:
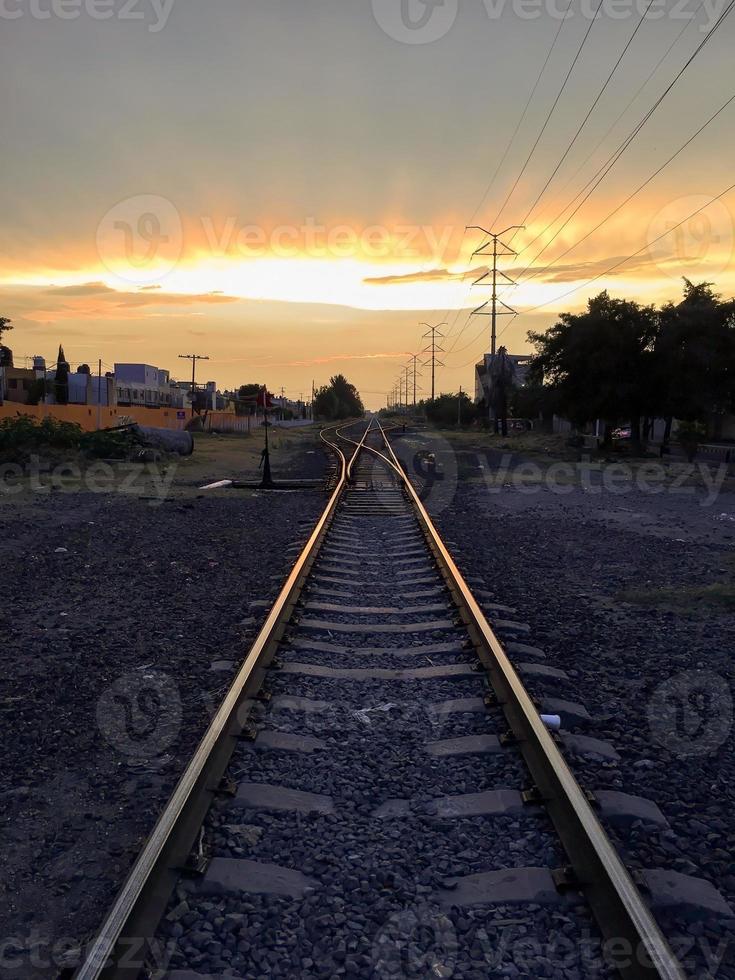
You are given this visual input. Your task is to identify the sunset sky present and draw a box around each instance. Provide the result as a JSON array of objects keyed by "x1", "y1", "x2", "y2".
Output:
[{"x1": 1, "y1": 0, "x2": 734, "y2": 408}]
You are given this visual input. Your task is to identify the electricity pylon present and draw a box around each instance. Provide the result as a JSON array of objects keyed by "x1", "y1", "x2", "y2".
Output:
[{"x1": 467, "y1": 225, "x2": 524, "y2": 355}]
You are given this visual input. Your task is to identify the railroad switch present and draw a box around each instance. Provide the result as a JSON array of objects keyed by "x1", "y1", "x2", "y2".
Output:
[
  {"x1": 552, "y1": 866, "x2": 582, "y2": 893},
  {"x1": 521, "y1": 786, "x2": 545, "y2": 806}
]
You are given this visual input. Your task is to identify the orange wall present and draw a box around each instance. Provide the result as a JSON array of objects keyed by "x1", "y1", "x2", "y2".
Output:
[{"x1": 0, "y1": 402, "x2": 252, "y2": 434}]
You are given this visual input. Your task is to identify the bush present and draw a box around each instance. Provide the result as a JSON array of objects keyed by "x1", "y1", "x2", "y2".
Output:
[
  {"x1": 0, "y1": 415, "x2": 139, "y2": 461},
  {"x1": 676, "y1": 420, "x2": 706, "y2": 462},
  {"x1": 0, "y1": 415, "x2": 83, "y2": 455}
]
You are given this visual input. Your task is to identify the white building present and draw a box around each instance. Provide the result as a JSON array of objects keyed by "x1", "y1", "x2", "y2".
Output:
[{"x1": 115, "y1": 363, "x2": 185, "y2": 408}]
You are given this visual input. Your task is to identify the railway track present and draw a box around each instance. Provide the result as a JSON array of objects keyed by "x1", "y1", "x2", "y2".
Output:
[{"x1": 74, "y1": 417, "x2": 711, "y2": 980}]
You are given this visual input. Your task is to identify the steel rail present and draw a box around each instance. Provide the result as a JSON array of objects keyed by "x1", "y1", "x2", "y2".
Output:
[
  {"x1": 362, "y1": 417, "x2": 685, "y2": 980},
  {"x1": 73, "y1": 419, "x2": 373, "y2": 980}
]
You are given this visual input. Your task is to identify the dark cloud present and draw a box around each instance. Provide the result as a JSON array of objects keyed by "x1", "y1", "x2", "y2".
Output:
[
  {"x1": 505, "y1": 253, "x2": 660, "y2": 284},
  {"x1": 0, "y1": 282, "x2": 240, "y2": 321},
  {"x1": 43, "y1": 282, "x2": 114, "y2": 296},
  {"x1": 364, "y1": 266, "x2": 488, "y2": 286}
]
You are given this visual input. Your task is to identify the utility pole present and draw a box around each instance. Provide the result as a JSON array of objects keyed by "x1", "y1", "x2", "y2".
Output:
[
  {"x1": 458, "y1": 384, "x2": 463, "y2": 426},
  {"x1": 97, "y1": 357, "x2": 102, "y2": 431},
  {"x1": 402, "y1": 366, "x2": 411, "y2": 413},
  {"x1": 178, "y1": 353, "x2": 210, "y2": 418},
  {"x1": 467, "y1": 226, "x2": 524, "y2": 355},
  {"x1": 407, "y1": 353, "x2": 422, "y2": 412},
  {"x1": 421, "y1": 323, "x2": 446, "y2": 402}
]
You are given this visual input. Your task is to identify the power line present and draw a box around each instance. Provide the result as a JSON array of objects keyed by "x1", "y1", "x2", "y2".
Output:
[
  {"x1": 515, "y1": 0, "x2": 707, "y2": 260},
  {"x1": 468, "y1": 0, "x2": 574, "y2": 225},
  {"x1": 518, "y1": 180, "x2": 735, "y2": 317},
  {"x1": 491, "y1": 0, "x2": 605, "y2": 229},
  {"x1": 520, "y1": 89, "x2": 735, "y2": 290},
  {"x1": 510, "y1": 0, "x2": 657, "y2": 243},
  {"x1": 513, "y1": 0, "x2": 735, "y2": 281}
]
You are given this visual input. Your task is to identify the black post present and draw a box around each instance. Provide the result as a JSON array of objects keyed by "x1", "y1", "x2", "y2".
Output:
[{"x1": 260, "y1": 409, "x2": 274, "y2": 488}]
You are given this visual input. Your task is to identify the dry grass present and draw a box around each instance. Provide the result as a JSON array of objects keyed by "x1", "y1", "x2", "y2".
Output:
[{"x1": 618, "y1": 582, "x2": 735, "y2": 613}]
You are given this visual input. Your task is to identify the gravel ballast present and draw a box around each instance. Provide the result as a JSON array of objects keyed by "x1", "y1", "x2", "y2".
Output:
[
  {"x1": 0, "y1": 485, "x2": 325, "y2": 978},
  {"x1": 422, "y1": 447, "x2": 735, "y2": 980}
]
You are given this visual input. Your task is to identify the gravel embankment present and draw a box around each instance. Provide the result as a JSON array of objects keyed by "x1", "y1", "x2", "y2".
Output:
[
  {"x1": 0, "y1": 485, "x2": 325, "y2": 979},
  {"x1": 426, "y1": 466, "x2": 735, "y2": 980},
  {"x1": 158, "y1": 512, "x2": 614, "y2": 980}
]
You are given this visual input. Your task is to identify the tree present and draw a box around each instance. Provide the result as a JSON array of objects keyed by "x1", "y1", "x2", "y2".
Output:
[
  {"x1": 236, "y1": 383, "x2": 265, "y2": 416},
  {"x1": 425, "y1": 391, "x2": 475, "y2": 428},
  {"x1": 528, "y1": 291, "x2": 658, "y2": 448},
  {"x1": 654, "y1": 280, "x2": 735, "y2": 445},
  {"x1": 0, "y1": 317, "x2": 13, "y2": 345},
  {"x1": 55, "y1": 344, "x2": 70, "y2": 406},
  {"x1": 77, "y1": 364, "x2": 91, "y2": 375},
  {"x1": 314, "y1": 374, "x2": 364, "y2": 420}
]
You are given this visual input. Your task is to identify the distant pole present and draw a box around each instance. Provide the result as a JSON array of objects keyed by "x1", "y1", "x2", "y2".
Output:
[
  {"x1": 260, "y1": 386, "x2": 274, "y2": 487},
  {"x1": 97, "y1": 357, "x2": 102, "y2": 430},
  {"x1": 178, "y1": 353, "x2": 210, "y2": 419},
  {"x1": 408, "y1": 353, "x2": 421, "y2": 411},
  {"x1": 421, "y1": 323, "x2": 446, "y2": 402},
  {"x1": 458, "y1": 385, "x2": 463, "y2": 426}
]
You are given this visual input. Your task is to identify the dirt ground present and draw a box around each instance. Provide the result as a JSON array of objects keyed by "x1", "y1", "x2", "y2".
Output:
[{"x1": 0, "y1": 429, "x2": 328, "y2": 978}]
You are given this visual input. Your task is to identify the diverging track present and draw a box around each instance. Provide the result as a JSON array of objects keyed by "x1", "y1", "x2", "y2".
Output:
[{"x1": 76, "y1": 417, "x2": 719, "y2": 980}]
